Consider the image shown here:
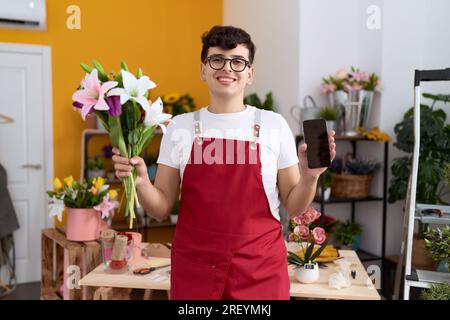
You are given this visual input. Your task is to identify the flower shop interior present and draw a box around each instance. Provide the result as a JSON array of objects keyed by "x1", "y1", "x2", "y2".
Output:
[{"x1": 0, "y1": 0, "x2": 449, "y2": 302}]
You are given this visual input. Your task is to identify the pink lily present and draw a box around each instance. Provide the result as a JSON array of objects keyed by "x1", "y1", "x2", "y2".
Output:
[
  {"x1": 72, "y1": 69, "x2": 118, "y2": 120},
  {"x1": 94, "y1": 195, "x2": 119, "y2": 220}
]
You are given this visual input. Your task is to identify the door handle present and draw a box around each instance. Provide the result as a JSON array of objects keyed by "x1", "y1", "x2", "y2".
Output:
[{"x1": 21, "y1": 164, "x2": 42, "y2": 170}]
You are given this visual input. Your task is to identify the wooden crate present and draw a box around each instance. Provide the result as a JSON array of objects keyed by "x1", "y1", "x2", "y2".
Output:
[{"x1": 41, "y1": 228, "x2": 101, "y2": 300}]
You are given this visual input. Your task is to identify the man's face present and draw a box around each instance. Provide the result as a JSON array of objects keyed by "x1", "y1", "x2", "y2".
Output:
[{"x1": 201, "y1": 44, "x2": 254, "y2": 98}]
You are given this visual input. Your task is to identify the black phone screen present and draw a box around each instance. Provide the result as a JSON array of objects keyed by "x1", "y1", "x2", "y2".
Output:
[{"x1": 302, "y1": 119, "x2": 331, "y2": 169}]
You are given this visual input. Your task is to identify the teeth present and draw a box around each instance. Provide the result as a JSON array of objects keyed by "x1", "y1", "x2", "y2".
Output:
[{"x1": 217, "y1": 77, "x2": 235, "y2": 82}]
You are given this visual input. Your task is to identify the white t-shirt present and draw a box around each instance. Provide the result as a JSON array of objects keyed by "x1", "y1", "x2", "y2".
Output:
[{"x1": 157, "y1": 105, "x2": 299, "y2": 220}]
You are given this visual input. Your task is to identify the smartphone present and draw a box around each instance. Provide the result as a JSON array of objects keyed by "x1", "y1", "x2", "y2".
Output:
[{"x1": 302, "y1": 119, "x2": 331, "y2": 169}]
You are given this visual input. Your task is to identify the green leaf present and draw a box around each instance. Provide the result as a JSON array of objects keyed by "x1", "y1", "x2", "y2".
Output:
[
  {"x1": 108, "y1": 116, "x2": 128, "y2": 157},
  {"x1": 128, "y1": 128, "x2": 140, "y2": 146},
  {"x1": 287, "y1": 251, "x2": 304, "y2": 265},
  {"x1": 136, "y1": 125, "x2": 156, "y2": 155},
  {"x1": 114, "y1": 72, "x2": 123, "y2": 87},
  {"x1": 304, "y1": 237, "x2": 315, "y2": 262},
  {"x1": 95, "y1": 111, "x2": 110, "y2": 131},
  {"x1": 80, "y1": 63, "x2": 93, "y2": 73},
  {"x1": 423, "y1": 93, "x2": 450, "y2": 104},
  {"x1": 121, "y1": 61, "x2": 129, "y2": 71},
  {"x1": 309, "y1": 241, "x2": 329, "y2": 261},
  {"x1": 92, "y1": 60, "x2": 109, "y2": 82}
]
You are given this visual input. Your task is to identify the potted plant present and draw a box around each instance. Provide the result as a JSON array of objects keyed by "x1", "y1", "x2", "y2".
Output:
[
  {"x1": 287, "y1": 207, "x2": 328, "y2": 284},
  {"x1": 423, "y1": 225, "x2": 450, "y2": 272},
  {"x1": 144, "y1": 152, "x2": 159, "y2": 181},
  {"x1": 47, "y1": 176, "x2": 119, "y2": 241},
  {"x1": 244, "y1": 92, "x2": 275, "y2": 111},
  {"x1": 332, "y1": 220, "x2": 363, "y2": 250},
  {"x1": 316, "y1": 169, "x2": 333, "y2": 201},
  {"x1": 389, "y1": 93, "x2": 450, "y2": 206},
  {"x1": 330, "y1": 156, "x2": 380, "y2": 199},
  {"x1": 388, "y1": 94, "x2": 450, "y2": 267},
  {"x1": 170, "y1": 197, "x2": 180, "y2": 224},
  {"x1": 319, "y1": 106, "x2": 338, "y2": 131},
  {"x1": 87, "y1": 155, "x2": 105, "y2": 179},
  {"x1": 420, "y1": 283, "x2": 450, "y2": 300}
]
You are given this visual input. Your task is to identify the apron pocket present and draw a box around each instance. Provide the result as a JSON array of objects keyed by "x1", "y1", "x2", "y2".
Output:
[{"x1": 171, "y1": 248, "x2": 217, "y2": 300}]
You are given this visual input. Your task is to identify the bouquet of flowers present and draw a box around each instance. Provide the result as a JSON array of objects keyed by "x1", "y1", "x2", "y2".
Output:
[
  {"x1": 48, "y1": 176, "x2": 118, "y2": 222},
  {"x1": 162, "y1": 92, "x2": 196, "y2": 117},
  {"x1": 321, "y1": 67, "x2": 380, "y2": 93},
  {"x1": 287, "y1": 207, "x2": 329, "y2": 266},
  {"x1": 72, "y1": 60, "x2": 172, "y2": 228}
]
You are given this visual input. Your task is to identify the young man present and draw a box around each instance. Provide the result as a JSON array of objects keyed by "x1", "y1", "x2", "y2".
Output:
[{"x1": 112, "y1": 25, "x2": 336, "y2": 300}]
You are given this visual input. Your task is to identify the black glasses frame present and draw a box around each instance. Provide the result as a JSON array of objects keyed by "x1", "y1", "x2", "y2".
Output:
[{"x1": 204, "y1": 55, "x2": 251, "y2": 72}]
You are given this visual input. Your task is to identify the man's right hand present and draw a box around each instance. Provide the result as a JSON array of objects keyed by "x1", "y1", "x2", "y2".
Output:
[{"x1": 112, "y1": 147, "x2": 150, "y2": 188}]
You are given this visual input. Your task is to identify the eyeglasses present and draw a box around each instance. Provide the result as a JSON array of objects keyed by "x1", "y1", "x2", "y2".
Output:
[{"x1": 204, "y1": 55, "x2": 251, "y2": 72}]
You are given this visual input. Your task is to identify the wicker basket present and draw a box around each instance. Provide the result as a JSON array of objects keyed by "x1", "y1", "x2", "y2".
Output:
[{"x1": 330, "y1": 173, "x2": 373, "y2": 199}]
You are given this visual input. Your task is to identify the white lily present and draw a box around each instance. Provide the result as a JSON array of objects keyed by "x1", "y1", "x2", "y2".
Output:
[
  {"x1": 143, "y1": 97, "x2": 173, "y2": 133},
  {"x1": 107, "y1": 70, "x2": 156, "y2": 109},
  {"x1": 48, "y1": 196, "x2": 65, "y2": 222}
]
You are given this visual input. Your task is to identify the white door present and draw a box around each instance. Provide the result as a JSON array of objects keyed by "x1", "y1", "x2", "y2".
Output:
[{"x1": 0, "y1": 43, "x2": 53, "y2": 283}]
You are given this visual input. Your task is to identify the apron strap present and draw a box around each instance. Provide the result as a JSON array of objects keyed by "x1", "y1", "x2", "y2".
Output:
[
  {"x1": 193, "y1": 110, "x2": 203, "y2": 145},
  {"x1": 193, "y1": 107, "x2": 261, "y2": 147},
  {"x1": 250, "y1": 107, "x2": 261, "y2": 150}
]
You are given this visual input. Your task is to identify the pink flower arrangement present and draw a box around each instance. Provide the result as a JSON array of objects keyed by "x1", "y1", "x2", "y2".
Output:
[
  {"x1": 287, "y1": 207, "x2": 329, "y2": 266},
  {"x1": 321, "y1": 66, "x2": 381, "y2": 93}
]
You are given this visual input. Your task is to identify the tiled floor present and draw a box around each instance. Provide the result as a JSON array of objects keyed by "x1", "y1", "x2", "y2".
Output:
[{"x1": 0, "y1": 282, "x2": 40, "y2": 300}]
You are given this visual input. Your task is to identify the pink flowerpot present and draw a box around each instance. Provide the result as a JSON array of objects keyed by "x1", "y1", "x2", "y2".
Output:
[{"x1": 66, "y1": 208, "x2": 107, "y2": 242}]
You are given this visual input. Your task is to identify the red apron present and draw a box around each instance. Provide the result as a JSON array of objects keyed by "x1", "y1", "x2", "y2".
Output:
[{"x1": 170, "y1": 108, "x2": 290, "y2": 300}]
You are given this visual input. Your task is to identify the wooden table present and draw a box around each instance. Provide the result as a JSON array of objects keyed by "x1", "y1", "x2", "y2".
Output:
[
  {"x1": 79, "y1": 257, "x2": 171, "y2": 299},
  {"x1": 80, "y1": 250, "x2": 380, "y2": 300},
  {"x1": 289, "y1": 250, "x2": 380, "y2": 300}
]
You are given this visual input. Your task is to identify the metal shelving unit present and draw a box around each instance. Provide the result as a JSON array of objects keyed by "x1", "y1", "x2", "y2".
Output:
[{"x1": 296, "y1": 134, "x2": 389, "y2": 267}]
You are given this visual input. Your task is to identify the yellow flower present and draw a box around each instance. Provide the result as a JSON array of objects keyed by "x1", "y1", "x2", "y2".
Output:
[
  {"x1": 64, "y1": 176, "x2": 74, "y2": 188},
  {"x1": 90, "y1": 186, "x2": 97, "y2": 196},
  {"x1": 109, "y1": 189, "x2": 118, "y2": 199},
  {"x1": 163, "y1": 93, "x2": 180, "y2": 104},
  {"x1": 53, "y1": 178, "x2": 62, "y2": 192},
  {"x1": 164, "y1": 106, "x2": 173, "y2": 115},
  {"x1": 93, "y1": 177, "x2": 105, "y2": 190}
]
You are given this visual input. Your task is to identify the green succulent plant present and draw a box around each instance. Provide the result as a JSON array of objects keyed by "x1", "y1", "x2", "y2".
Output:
[{"x1": 319, "y1": 106, "x2": 338, "y2": 121}]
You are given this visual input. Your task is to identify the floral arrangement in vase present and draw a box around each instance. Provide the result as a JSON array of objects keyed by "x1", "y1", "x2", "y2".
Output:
[
  {"x1": 162, "y1": 93, "x2": 196, "y2": 116},
  {"x1": 321, "y1": 67, "x2": 381, "y2": 134},
  {"x1": 321, "y1": 67, "x2": 380, "y2": 94},
  {"x1": 287, "y1": 207, "x2": 328, "y2": 283},
  {"x1": 72, "y1": 60, "x2": 172, "y2": 228},
  {"x1": 47, "y1": 176, "x2": 118, "y2": 222},
  {"x1": 48, "y1": 176, "x2": 119, "y2": 241}
]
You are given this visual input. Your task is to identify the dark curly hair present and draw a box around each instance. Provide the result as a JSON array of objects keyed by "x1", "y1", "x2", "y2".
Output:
[{"x1": 201, "y1": 25, "x2": 256, "y2": 64}]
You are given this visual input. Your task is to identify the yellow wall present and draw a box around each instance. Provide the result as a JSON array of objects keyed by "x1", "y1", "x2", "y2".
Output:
[{"x1": 0, "y1": 0, "x2": 222, "y2": 180}]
